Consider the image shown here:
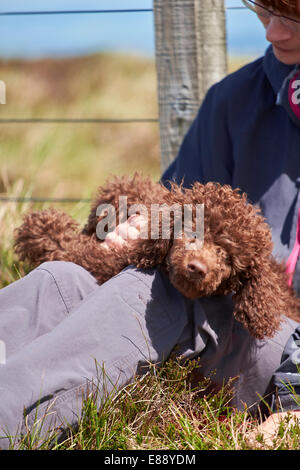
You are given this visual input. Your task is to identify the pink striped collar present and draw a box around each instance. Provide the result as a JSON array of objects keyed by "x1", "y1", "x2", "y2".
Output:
[{"x1": 286, "y1": 207, "x2": 300, "y2": 287}]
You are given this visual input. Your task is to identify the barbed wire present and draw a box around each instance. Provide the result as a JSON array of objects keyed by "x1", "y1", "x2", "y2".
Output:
[
  {"x1": 0, "y1": 7, "x2": 245, "y2": 16},
  {"x1": 0, "y1": 9, "x2": 153, "y2": 16},
  {"x1": 0, "y1": 118, "x2": 159, "y2": 124},
  {"x1": 0, "y1": 196, "x2": 91, "y2": 203}
]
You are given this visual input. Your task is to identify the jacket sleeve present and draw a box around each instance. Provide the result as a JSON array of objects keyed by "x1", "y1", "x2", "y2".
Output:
[
  {"x1": 271, "y1": 326, "x2": 300, "y2": 412},
  {"x1": 161, "y1": 81, "x2": 234, "y2": 188}
]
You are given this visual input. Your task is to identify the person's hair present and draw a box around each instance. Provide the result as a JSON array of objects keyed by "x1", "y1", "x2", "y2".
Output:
[{"x1": 260, "y1": 0, "x2": 299, "y2": 14}]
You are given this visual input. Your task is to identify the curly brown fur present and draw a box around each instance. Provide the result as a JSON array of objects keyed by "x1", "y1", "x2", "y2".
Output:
[
  {"x1": 14, "y1": 173, "x2": 300, "y2": 340},
  {"x1": 14, "y1": 207, "x2": 133, "y2": 285},
  {"x1": 83, "y1": 173, "x2": 170, "y2": 236}
]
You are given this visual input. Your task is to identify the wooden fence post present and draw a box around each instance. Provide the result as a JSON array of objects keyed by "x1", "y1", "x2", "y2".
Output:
[{"x1": 153, "y1": 0, "x2": 227, "y2": 172}]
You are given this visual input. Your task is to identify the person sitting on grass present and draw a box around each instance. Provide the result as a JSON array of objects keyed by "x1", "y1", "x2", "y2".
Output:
[{"x1": 0, "y1": 0, "x2": 300, "y2": 448}]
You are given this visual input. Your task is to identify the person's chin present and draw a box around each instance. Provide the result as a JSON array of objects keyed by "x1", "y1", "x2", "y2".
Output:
[{"x1": 272, "y1": 45, "x2": 300, "y2": 65}]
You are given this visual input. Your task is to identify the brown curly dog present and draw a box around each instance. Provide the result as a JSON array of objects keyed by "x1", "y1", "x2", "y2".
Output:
[{"x1": 14, "y1": 173, "x2": 300, "y2": 340}]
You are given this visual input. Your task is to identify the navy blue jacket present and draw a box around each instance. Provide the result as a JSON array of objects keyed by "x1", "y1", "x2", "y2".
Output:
[{"x1": 162, "y1": 45, "x2": 300, "y2": 411}]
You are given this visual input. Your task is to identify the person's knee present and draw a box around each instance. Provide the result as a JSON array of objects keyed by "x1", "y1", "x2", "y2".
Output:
[
  {"x1": 36, "y1": 261, "x2": 98, "y2": 306},
  {"x1": 36, "y1": 261, "x2": 93, "y2": 280}
]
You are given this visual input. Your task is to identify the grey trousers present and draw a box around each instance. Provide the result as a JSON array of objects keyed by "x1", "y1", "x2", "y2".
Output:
[{"x1": 0, "y1": 261, "x2": 297, "y2": 448}]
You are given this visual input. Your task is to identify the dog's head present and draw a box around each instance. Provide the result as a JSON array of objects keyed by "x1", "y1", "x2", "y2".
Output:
[
  {"x1": 165, "y1": 235, "x2": 233, "y2": 300},
  {"x1": 130, "y1": 181, "x2": 295, "y2": 339}
]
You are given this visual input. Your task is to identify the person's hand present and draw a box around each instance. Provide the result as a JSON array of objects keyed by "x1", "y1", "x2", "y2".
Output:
[
  {"x1": 102, "y1": 214, "x2": 147, "y2": 250},
  {"x1": 248, "y1": 411, "x2": 300, "y2": 447}
]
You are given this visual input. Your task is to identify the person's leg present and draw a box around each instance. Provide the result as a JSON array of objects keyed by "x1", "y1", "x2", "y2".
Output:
[
  {"x1": 170, "y1": 294, "x2": 298, "y2": 413},
  {"x1": 0, "y1": 262, "x2": 297, "y2": 447},
  {"x1": 189, "y1": 295, "x2": 298, "y2": 412},
  {"x1": 0, "y1": 263, "x2": 193, "y2": 448},
  {"x1": 0, "y1": 261, "x2": 98, "y2": 358},
  {"x1": 233, "y1": 318, "x2": 299, "y2": 413}
]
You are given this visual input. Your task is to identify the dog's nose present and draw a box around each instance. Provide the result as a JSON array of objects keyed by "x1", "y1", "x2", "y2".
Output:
[{"x1": 187, "y1": 260, "x2": 208, "y2": 277}]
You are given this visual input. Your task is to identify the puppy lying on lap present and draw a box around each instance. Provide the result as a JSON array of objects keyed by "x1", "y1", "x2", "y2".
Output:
[{"x1": 14, "y1": 173, "x2": 300, "y2": 340}]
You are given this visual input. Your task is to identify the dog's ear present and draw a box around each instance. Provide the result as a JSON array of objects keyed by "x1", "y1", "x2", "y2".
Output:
[{"x1": 232, "y1": 257, "x2": 290, "y2": 339}]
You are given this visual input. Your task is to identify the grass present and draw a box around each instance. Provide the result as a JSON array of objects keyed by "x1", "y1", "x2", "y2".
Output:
[
  {"x1": 5, "y1": 359, "x2": 300, "y2": 450},
  {"x1": 0, "y1": 52, "x2": 299, "y2": 450}
]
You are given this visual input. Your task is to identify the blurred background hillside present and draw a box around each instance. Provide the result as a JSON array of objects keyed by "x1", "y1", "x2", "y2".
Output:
[{"x1": 0, "y1": 53, "x2": 160, "y2": 198}]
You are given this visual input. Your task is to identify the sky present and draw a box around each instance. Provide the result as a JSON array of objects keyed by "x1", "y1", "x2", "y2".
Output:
[{"x1": 0, "y1": 0, "x2": 269, "y2": 59}]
